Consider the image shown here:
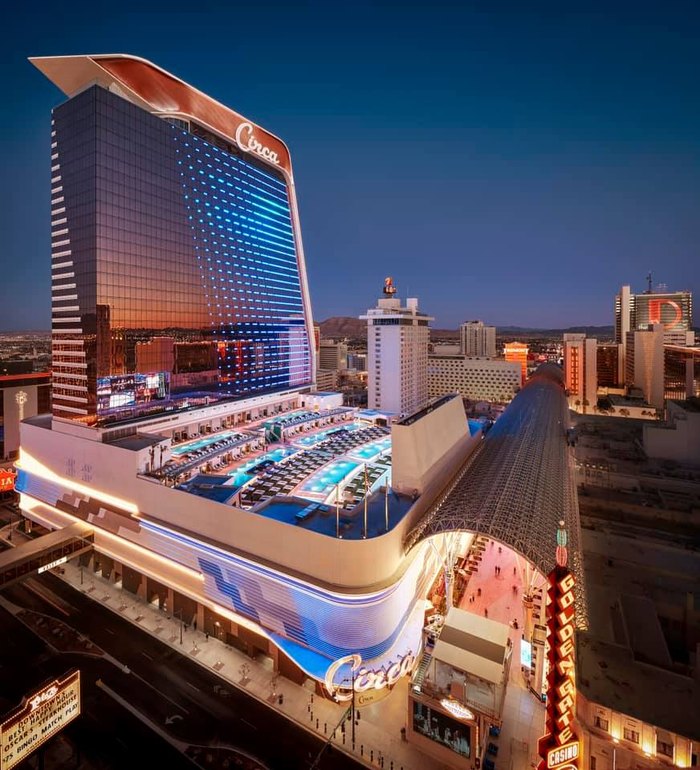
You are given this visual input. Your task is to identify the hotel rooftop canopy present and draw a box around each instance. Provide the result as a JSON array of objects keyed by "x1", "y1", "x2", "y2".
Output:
[
  {"x1": 29, "y1": 54, "x2": 293, "y2": 177},
  {"x1": 406, "y1": 364, "x2": 586, "y2": 623}
]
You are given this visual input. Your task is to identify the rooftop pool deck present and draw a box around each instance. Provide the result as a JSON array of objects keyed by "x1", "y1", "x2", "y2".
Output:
[
  {"x1": 300, "y1": 459, "x2": 361, "y2": 496},
  {"x1": 256, "y1": 489, "x2": 415, "y2": 539},
  {"x1": 171, "y1": 429, "x2": 246, "y2": 457},
  {"x1": 468, "y1": 418, "x2": 488, "y2": 436},
  {"x1": 293, "y1": 423, "x2": 361, "y2": 447},
  {"x1": 348, "y1": 435, "x2": 392, "y2": 461}
]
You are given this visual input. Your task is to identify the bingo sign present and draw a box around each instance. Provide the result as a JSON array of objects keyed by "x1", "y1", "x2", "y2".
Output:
[
  {"x1": 0, "y1": 470, "x2": 16, "y2": 494},
  {"x1": 538, "y1": 523, "x2": 580, "y2": 770},
  {"x1": 1, "y1": 671, "x2": 80, "y2": 770}
]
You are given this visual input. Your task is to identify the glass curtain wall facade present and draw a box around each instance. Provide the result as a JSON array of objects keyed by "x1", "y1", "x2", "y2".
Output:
[{"x1": 51, "y1": 86, "x2": 312, "y2": 426}]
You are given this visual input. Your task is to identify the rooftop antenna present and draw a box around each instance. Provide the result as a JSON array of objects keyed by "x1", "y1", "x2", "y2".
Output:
[{"x1": 646, "y1": 271, "x2": 652, "y2": 294}]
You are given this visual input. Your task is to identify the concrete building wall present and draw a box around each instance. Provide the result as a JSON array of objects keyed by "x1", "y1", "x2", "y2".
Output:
[
  {"x1": 460, "y1": 321, "x2": 496, "y2": 358},
  {"x1": 643, "y1": 401, "x2": 700, "y2": 466},
  {"x1": 626, "y1": 326, "x2": 665, "y2": 408},
  {"x1": 391, "y1": 395, "x2": 478, "y2": 496},
  {"x1": 427, "y1": 356, "x2": 520, "y2": 403}
]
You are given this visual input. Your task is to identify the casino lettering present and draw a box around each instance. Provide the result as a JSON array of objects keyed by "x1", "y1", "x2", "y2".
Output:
[{"x1": 538, "y1": 523, "x2": 581, "y2": 770}]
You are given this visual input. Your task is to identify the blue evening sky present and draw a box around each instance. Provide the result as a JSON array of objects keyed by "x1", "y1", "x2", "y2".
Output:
[{"x1": 1, "y1": 0, "x2": 699, "y2": 329}]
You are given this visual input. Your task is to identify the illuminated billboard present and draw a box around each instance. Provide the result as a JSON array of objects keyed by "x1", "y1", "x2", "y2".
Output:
[
  {"x1": 634, "y1": 292, "x2": 692, "y2": 335},
  {"x1": 96, "y1": 372, "x2": 169, "y2": 415},
  {"x1": 1, "y1": 670, "x2": 80, "y2": 770}
]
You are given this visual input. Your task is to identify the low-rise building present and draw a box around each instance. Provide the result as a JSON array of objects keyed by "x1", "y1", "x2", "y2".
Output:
[
  {"x1": 644, "y1": 398, "x2": 700, "y2": 466},
  {"x1": 408, "y1": 607, "x2": 512, "y2": 770},
  {"x1": 427, "y1": 356, "x2": 521, "y2": 403},
  {"x1": 1, "y1": 372, "x2": 51, "y2": 466}
]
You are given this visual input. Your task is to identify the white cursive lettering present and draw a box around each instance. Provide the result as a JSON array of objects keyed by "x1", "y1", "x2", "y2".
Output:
[
  {"x1": 235, "y1": 122, "x2": 280, "y2": 165},
  {"x1": 324, "y1": 652, "x2": 415, "y2": 701}
]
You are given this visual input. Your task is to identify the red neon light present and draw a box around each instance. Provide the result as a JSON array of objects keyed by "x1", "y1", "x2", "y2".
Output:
[
  {"x1": 648, "y1": 299, "x2": 682, "y2": 330},
  {"x1": 537, "y1": 565, "x2": 580, "y2": 770},
  {"x1": 0, "y1": 469, "x2": 17, "y2": 492}
]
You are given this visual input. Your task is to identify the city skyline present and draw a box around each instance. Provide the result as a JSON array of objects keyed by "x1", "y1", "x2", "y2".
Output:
[{"x1": 2, "y1": 1, "x2": 700, "y2": 331}]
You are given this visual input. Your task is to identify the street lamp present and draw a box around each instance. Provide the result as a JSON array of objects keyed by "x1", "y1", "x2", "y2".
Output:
[{"x1": 174, "y1": 608, "x2": 184, "y2": 645}]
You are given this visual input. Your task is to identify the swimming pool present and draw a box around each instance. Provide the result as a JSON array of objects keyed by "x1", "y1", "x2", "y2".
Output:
[
  {"x1": 301, "y1": 459, "x2": 360, "y2": 496},
  {"x1": 348, "y1": 436, "x2": 392, "y2": 462},
  {"x1": 171, "y1": 429, "x2": 244, "y2": 457},
  {"x1": 294, "y1": 423, "x2": 360, "y2": 448},
  {"x1": 468, "y1": 418, "x2": 488, "y2": 436},
  {"x1": 227, "y1": 447, "x2": 299, "y2": 481}
]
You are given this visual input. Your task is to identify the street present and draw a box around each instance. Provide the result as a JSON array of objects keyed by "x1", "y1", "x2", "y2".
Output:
[{"x1": 0, "y1": 519, "x2": 363, "y2": 770}]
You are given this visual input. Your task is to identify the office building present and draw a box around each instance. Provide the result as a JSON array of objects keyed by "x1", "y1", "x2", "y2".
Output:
[
  {"x1": 625, "y1": 325, "x2": 665, "y2": 408},
  {"x1": 664, "y1": 345, "x2": 700, "y2": 400},
  {"x1": 360, "y1": 280, "x2": 432, "y2": 415},
  {"x1": 596, "y1": 343, "x2": 623, "y2": 389},
  {"x1": 314, "y1": 369, "x2": 338, "y2": 391},
  {"x1": 503, "y1": 342, "x2": 529, "y2": 386},
  {"x1": 318, "y1": 340, "x2": 348, "y2": 371},
  {"x1": 563, "y1": 334, "x2": 598, "y2": 412},
  {"x1": 459, "y1": 321, "x2": 496, "y2": 358},
  {"x1": 346, "y1": 352, "x2": 367, "y2": 371},
  {"x1": 615, "y1": 284, "x2": 693, "y2": 346},
  {"x1": 427, "y1": 356, "x2": 520, "y2": 403},
  {"x1": 34, "y1": 54, "x2": 314, "y2": 428}
]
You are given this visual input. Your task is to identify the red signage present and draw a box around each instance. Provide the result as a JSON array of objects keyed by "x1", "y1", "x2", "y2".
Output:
[
  {"x1": 537, "y1": 566, "x2": 580, "y2": 770},
  {"x1": 0, "y1": 470, "x2": 17, "y2": 493},
  {"x1": 648, "y1": 298, "x2": 682, "y2": 330}
]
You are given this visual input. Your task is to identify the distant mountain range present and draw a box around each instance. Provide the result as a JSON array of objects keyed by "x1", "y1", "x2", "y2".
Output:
[{"x1": 318, "y1": 317, "x2": 616, "y2": 340}]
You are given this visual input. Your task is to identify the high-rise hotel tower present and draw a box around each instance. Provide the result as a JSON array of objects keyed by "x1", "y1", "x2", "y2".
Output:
[{"x1": 32, "y1": 55, "x2": 314, "y2": 427}]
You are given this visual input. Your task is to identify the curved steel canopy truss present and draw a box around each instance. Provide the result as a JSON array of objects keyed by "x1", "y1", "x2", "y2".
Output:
[{"x1": 406, "y1": 364, "x2": 587, "y2": 626}]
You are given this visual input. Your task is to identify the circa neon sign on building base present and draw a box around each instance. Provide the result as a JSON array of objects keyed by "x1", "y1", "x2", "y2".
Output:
[{"x1": 325, "y1": 652, "x2": 415, "y2": 702}]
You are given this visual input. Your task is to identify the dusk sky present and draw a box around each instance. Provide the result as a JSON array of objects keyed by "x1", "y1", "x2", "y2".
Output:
[{"x1": 2, "y1": 0, "x2": 699, "y2": 330}]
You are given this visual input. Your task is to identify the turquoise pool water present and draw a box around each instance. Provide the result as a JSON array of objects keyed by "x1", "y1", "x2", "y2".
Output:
[
  {"x1": 468, "y1": 418, "x2": 487, "y2": 435},
  {"x1": 294, "y1": 423, "x2": 360, "y2": 447},
  {"x1": 171, "y1": 429, "x2": 243, "y2": 457},
  {"x1": 227, "y1": 447, "x2": 298, "y2": 482},
  {"x1": 349, "y1": 436, "x2": 392, "y2": 461},
  {"x1": 301, "y1": 459, "x2": 360, "y2": 496}
]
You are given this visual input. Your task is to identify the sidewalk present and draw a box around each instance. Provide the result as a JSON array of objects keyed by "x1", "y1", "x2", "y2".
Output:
[
  {"x1": 457, "y1": 538, "x2": 545, "y2": 770},
  {"x1": 55, "y1": 556, "x2": 442, "y2": 770}
]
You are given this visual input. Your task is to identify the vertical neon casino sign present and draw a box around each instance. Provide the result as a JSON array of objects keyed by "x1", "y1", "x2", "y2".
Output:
[{"x1": 537, "y1": 520, "x2": 580, "y2": 770}]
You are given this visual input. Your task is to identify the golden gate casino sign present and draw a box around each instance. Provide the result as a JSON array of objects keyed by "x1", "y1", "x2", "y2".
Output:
[{"x1": 538, "y1": 522, "x2": 580, "y2": 770}]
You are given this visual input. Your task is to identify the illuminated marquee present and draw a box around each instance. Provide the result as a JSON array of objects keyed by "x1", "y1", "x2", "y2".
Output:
[
  {"x1": 325, "y1": 652, "x2": 415, "y2": 702},
  {"x1": 538, "y1": 522, "x2": 580, "y2": 770},
  {"x1": 0, "y1": 670, "x2": 80, "y2": 770},
  {"x1": 0, "y1": 470, "x2": 16, "y2": 493}
]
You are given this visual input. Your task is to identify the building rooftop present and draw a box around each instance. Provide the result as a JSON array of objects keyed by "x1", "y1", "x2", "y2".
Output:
[
  {"x1": 397, "y1": 394, "x2": 457, "y2": 426},
  {"x1": 672, "y1": 397, "x2": 700, "y2": 413},
  {"x1": 578, "y1": 525, "x2": 700, "y2": 741}
]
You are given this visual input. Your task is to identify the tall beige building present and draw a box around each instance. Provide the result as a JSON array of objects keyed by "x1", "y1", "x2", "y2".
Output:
[
  {"x1": 459, "y1": 320, "x2": 496, "y2": 358},
  {"x1": 428, "y1": 355, "x2": 520, "y2": 402},
  {"x1": 625, "y1": 324, "x2": 665, "y2": 408},
  {"x1": 563, "y1": 333, "x2": 598, "y2": 412},
  {"x1": 360, "y1": 281, "x2": 432, "y2": 416}
]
